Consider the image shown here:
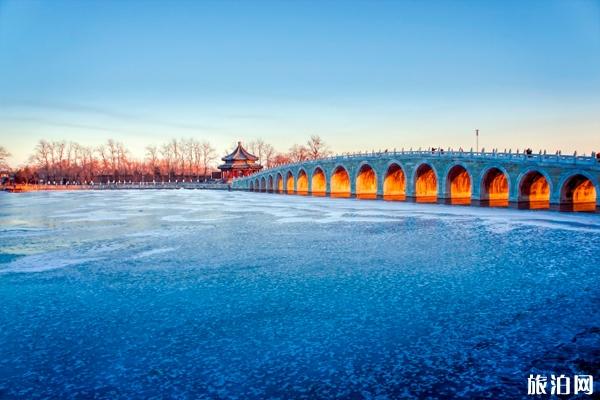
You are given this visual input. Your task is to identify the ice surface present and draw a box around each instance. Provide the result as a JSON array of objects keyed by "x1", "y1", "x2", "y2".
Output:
[{"x1": 0, "y1": 190, "x2": 599, "y2": 398}]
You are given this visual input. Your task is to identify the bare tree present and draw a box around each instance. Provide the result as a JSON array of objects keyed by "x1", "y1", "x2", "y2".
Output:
[
  {"x1": 0, "y1": 146, "x2": 11, "y2": 170},
  {"x1": 200, "y1": 141, "x2": 216, "y2": 180},
  {"x1": 80, "y1": 145, "x2": 97, "y2": 182},
  {"x1": 160, "y1": 142, "x2": 174, "y2": 181},
  {"x1": 183, "y1": 138, "x2": 195, "y2": 177},
  {"x1": 262, "y1": 143, "x2": 276, "y2": 167},
  {"x1": 272, "y1": 153, "x2": 291, "y2": 166},
  {"x1": 30, "y1": 140, "x2": 52, "y2": 181},
  {"x1": 306, "y1": 135, "x2": 331, "y2": 160},
  {"x1": 288, "y1": 144, "x2": 309, "y2": 162},
  {"x1": 96, "y1": 144, "x2": 110, "y2": 180},
  {"x1": 145, "y1": 145, "x2": 160, "y2": 178},
  {"x1": 247, "y1": 139, "x2": 261, "y2": 165}
]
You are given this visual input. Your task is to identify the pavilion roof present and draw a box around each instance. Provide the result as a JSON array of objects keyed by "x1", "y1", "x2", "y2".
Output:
[{"x1": 221, "y1": 142, "x2": 259, "y2": 162}]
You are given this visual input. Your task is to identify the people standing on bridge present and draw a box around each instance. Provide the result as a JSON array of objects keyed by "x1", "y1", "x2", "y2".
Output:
[
  {"x1": 596, "y1": 152, "x2": 600, "y2": 162},
  {"x1": 526, "y1": 148, "x2": 533, "y2": 157}
]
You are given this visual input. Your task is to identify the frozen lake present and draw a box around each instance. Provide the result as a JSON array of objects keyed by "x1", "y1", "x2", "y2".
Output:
[{"x1": 1, "y1": 190, "x2": 599, "y2": 398}]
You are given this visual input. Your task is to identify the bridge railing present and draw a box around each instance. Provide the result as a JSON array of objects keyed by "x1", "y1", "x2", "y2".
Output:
[{"x1": 234, "y1": 149, "x2": 600, "y2": 182}]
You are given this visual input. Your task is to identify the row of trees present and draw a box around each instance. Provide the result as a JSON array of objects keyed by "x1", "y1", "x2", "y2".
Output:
[
  {"x1": 9, "y1": 138, "x2": 217, "y2": 184},
  {"x1": 244, "y1": 135, "x2": 332, "y2": 167},
  {"x1": 2, "y1": 135, "x2": 333, "y2": 184}
]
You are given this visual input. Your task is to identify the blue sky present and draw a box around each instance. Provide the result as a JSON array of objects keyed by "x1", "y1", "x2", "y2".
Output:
[{"x1": 1, "y1": 0, "x2": 599, "y2": 165}]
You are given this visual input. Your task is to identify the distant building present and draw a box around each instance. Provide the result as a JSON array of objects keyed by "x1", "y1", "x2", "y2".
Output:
[{"x1": 218, "y1": 142, "x2": 262, "y2": 182}]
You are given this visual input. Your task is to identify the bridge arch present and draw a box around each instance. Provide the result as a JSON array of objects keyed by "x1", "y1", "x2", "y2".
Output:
[
  {"x1": 445, "y1": 163, "x2": 472, "y2": 205},
  {"x1": 559, "y1": 171, "x2": 597, "y2": 212},
  {"x1": 383, "y1": 161, "x2": 406, "y2": 201},
  {"x1": 249, "y1": 180, "x2": 254, "y2": 192},
  {"x1": 517, "y1": 169, "x2": 552, "y2": 209},
  {"x1": 286, "y1": 171, "x2": 295, "y2": 194},
  {"x1": 330, "y1": 165, "x2": 351, "y2": 197},
  {"x1": 356, "y1": 162, "x2": 377, "y2": 199},
  {"x1": 414, "y1": 162, "x2": 438, "y2": 203},
  {"x1": 479, "y1": 166, "x2": 510, "y2": 207},
  {"x1": 276, "y1": 173, "x2": 283, "y2": 193},
  {"x1": 311, "y1": 166, "x2": 326, "y2": 196},
  {"x1": 254, "y1": 178, "x2": 260, "y2": 192},
  {"x1": 260, "y1": 177, "x2": 267, "y2": 192},
  {"x1": 267, "y1": 175, "x2": 274, "y2": 192},
  {"x1": 297, "y1": 169, "x2": 309, "y2": 195}
]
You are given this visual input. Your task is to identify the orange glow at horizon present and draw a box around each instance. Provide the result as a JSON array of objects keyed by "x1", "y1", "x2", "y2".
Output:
[
  {"x1": 383, "y1": 164, "x2": 405, "y2": 200},
  {"x1": 415, "y1": 164, "x2": 437, "y2": 202},
  {"x1": 312, "y1": 168, "x2": 326, "y2": 196},
  {"x1": 356, "y1": 165, "x2": 377, "y2": 199},
  {"x1": 297, "y1": 171, "x2": 308, "y2": 195},
  {"x1": 331, "y1": 167, "x2": 350, "y2": 197}
]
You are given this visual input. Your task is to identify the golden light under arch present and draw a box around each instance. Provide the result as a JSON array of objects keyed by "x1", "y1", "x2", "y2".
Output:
[
  {"x1": 276, "y1": 173, "x2": 283, "y2": 193},
  {"x1": 330, "y1": 166, "x2": 350, "y2": 198},
  {"x1": 519, "y1": 170, "x2": 550, "y2": 209},
  {"x1": 286, "y1": 171, "x2": 295, "y2": 194},
  {"x1": 481, "y1": 167, "x2": 509, "y2": 207},
  {"x1": 383, "y1": 163, "x2": 405, "y2": 201},
  {"x1": 560, "y1": 174, "x2": 597, "y2": 212},
  {"x1": 297, "y1": 170, "x2": 308, "y2": 195},
  {"x1": 312, "y1": 167, "x2": 326, "y2": 196},
  {"x1": 446, "y1": 165, "x2": 471, "y2": 205},
  {"x1": 356, "y1": 164, "x2": 377, "y2": 199},
  {"x1": 415, "y1": 164, "x2": 437, "y2": 202}
]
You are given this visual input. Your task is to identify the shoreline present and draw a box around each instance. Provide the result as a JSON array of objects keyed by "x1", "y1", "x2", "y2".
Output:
[{"x1": 1, "y1": 183, "x2": 230, "y2": 193}]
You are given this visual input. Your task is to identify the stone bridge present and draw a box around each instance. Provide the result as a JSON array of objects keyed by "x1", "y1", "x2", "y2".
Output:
[{"x1": 231, "y1": 149, "x2": 600, "y2": 212}]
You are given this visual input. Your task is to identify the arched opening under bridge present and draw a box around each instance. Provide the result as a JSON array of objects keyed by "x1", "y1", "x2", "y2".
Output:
[
  {"x1": 383, "y1": 163, "x2": 405, "y2": 201},
  {"x1": 311, "y1": 168, "x2": 326, "y2": 196},
  {"x1": 356, "y1": 164, "x2": 377, "y2": 199},
  {"x1": 446, "y1": 165, "x2": 471, "y2": 205},
  {"x1": 481, "y1": 168, "x2": 509, "y2": 207},
  {"x1": 560, "y1": 174, "x2": 597, "y2": 212},
  {"x1": 267, "y1": 176, "x2": 274, "y2": 193},
  {"x1": 254, "y1": 178, "x2": 260, "y2": 192},
  {"x1": 330, "y1": 166, "x2": 350, "y2": 198},
  {"x1": 249, "y1": 181, "x2": 254, "y2": 191},
  {"x1": 260, "y1": 177, "x2": 266, "y2": 193},
  {"x1": 286, "y1": 171, "x2": 295, "y2": 194},
  {"x1": 518, "y1": 171, "x2": 550, "y2": 209},
  {"x1": 415, "y1": 164, "x2": 437, "y2": 203},
  {"x1": 297, "y1": 170, "x2": 308, "y2": 195},
  {"x1": 276, "y1": 173, "x2": 283, "y2": 193}
]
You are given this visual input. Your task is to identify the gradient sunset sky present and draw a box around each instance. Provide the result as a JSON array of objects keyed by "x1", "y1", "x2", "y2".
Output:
[{"x1": 1, "y1": 0, "x2": 599, "y2": 165}]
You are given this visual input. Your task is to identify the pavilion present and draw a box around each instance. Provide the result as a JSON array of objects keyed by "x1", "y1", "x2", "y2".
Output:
[{"x1": 218, "y1": 142, "x2": 263, "y2": 182}]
